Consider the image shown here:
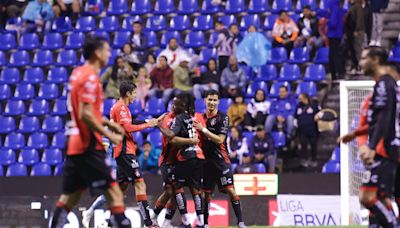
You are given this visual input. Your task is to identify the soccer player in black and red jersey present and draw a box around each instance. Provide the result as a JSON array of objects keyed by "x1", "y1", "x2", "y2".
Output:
[
  {"x1": 193, "y1": 90, "x2": 246, "y2": 228},
  {"x1": 50, "y1": 36, "x2": 131, "y2": 228}
]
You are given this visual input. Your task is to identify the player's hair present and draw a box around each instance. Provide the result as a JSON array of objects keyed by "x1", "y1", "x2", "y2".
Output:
[
  {"x1": 175, "y1": 93, "x2": 195, "y2": 116},
  {"x1": 204, "y1": 89, "x2": 220, "y2": 98},
  {"x1": 119, "y1": 81, "x2": 137, "y2": 97},
  {"x1": 82, "y1": 35, "x2": 108, "y2": 60},
  {"x1": 366, "y1": 46, "x2": 388, "y2": 65}
]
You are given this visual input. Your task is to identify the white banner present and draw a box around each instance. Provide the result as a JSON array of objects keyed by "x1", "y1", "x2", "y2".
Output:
[{"x1": 277, "y1": 195, "x2": 341, "y2": 226}]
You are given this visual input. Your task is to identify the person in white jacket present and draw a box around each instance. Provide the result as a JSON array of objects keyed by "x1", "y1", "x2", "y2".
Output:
[
  {"x1": 244, "y1": 89, "x2": 271, "y2": 131},
  {"x1": 227, "y1": 126, "x2": 249, "y2": 164},
  {"x1": 158, "y1": 38, "x2": 198, "y2": 69}
]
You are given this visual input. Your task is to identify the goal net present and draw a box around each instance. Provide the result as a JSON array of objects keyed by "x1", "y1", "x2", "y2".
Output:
[{"x1": 340, "y1": 80, "x2": 375, "y2": 225}]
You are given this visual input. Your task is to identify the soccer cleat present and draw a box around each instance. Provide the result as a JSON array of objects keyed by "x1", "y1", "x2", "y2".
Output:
[
  {"x1": 150, "y1": 210, "x2": 159, "y2": 227},
  {"x1": 82, "y1": 210, "x2": 93, "y2": 228},
  {"x1": 204, "y1": 225, "x2": 209, "y2": 228},
  {"x1": 178, "y1": 224, "x2": 192, "y2": 228},
  {"x1": 238, "y1": 222, "x2": 247, "y2": 228}
]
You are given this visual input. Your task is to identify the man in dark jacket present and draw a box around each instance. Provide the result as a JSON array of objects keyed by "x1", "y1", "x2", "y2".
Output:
[
  {"x1": 296, "y1": 5, "x2": 323, "y2": 53},
  {"x1": 370, "y1": 0, "x2": 389, "y2": 46},
  {"x1": 346, "y1": 0, "x2": 365, "y2": 74},
  {"x1": 131, "y1": 21, "x2": 148, "y2": 64},
  {"x1": 250, "y1": 125, "x2": 276, "y2": 173}
]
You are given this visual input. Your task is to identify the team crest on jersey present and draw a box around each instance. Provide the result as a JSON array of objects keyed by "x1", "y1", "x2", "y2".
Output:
[{"x1": 211, "y1": 118, "x2": 217, "y2": 126}]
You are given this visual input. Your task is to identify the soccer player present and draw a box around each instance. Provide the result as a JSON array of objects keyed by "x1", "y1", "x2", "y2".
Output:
[
  {"x1": 82, "y1": 81, "x2": 161, "y2": 228},
  {"x1": 49, "y1": 36, "x2": 131, "y2": 228},
  {"x1": 193, "y1": 89, "x2": 246, "y2": 228}
]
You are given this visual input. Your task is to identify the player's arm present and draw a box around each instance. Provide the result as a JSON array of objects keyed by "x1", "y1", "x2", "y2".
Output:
[
  {"x1": 193, "y1": 115, "x2": 228, "y2": 145},
  {"x1": 170, "y1": 136, "x2": 199, "y2": 145}
]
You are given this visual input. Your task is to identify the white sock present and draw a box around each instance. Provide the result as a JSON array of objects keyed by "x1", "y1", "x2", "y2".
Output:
[{"x1": 182, "y1": 213, "x2": 190, "y2": 225}]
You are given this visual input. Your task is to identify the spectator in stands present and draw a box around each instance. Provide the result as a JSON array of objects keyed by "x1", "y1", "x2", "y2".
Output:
[
  {"x1": 265, "y1": 86, "x2": 295, "y2": 139},
  {"x1": 84, "y1": 0, "x2": 103, "y2": 15},
  {"x1": 144, "y1": 53, "x2": 156, "y2": 74},
  {"x1": 230, "y1": 23, "x2": 243, "y2": 43},
  {"x1": 234, "y1": 152, "x2": 260, "y2": 174},
  {"x1": 158, "y1": 38, "x2": 192, "y2": 69},
  {"x1": 53, "y1": 0, "x2": 80, "y2": 24},
  {"x1": 101, "y1": 56, "x2": 134, "y2": 99},
  {"x1": 295, "y1": 93, "x2": 320, "y2": 168},
  {"x1": 227, "y1": 126, "x2": 249, "y2": 164},
  {"x1": 193, "y1": 58, "x2": 220, "y2": 99},
  {"x1": 131, "y1": 21, "x2": 148, "y2": 64},
  {"x1": 121, "y1": 43, "x2": 141, "y2": 71},
  {"x1": 346, "y1": 0, "x2": 365, "y2": 74},
  {"x1": 215, "y1": 20, "x2": 237, "y2": 71},
  {"x1": 4, "y1": 0, "x2": 28, "y2": 23},
  {"x1": 138, "y1": 141, "x2": 161, "y2": 174},
  {"x1": 244, "y1": 89, "x2": 271, "y2": 131},
  {"x1": 149, "y1": 55, "x2": 174, "y2": 103},
  {"x1": 272, "y1": 10, "x2": 299, "y2": 54},
  {"x1": 220, "y1": 56, "x2": 247, "y2": 98},
  {"x1": 250, "y1": 125, "x2": 276, "y2": 173},
  {"x1": 363, "y1": 0, "x2": 373, "y2": 44},
  {"x1": 327, "y1": 0, "x2": 346, "y2": 80},
  {"x1": 173, "y1": 57, "x2": 194, "y2": 95},
  {"x1": 318, "y1": 16, "x2": 329, "y2": 47},
  {"x1": 370, "y1": 0, "x2": 389, "y2": 46},
  {"x1": 295, "y1": 5, "x2": 323, "y2": 55},
  {"x1": 134, "y1": 67, "x2": 152, "y2": 109},
  {"x1": 227, "y1": 92, "x2": 247, "y2": 128},
  {"x1": 21, "y1": 0, "x2": 54, "y2": 33},
  {"x1": 0, "y1": 2, "x2": 6, "y2": 29}
]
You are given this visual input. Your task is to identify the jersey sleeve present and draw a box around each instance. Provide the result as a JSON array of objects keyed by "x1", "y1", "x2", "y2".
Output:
[
  {"x1": 78, "y1": 74, "x2": 99, "y2": 104},
  {"x1": 170, "y1": 114, "x2": 184, "y2": 136},
  {"x1": 218, "y1": 114, "x2": 229, "y2": 135}
]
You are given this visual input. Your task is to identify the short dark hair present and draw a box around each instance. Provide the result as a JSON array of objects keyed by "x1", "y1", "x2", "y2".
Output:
[
  {"x1": 303, "y1": 5, "x2": 311, "y2": 10},
  {"x1": 279, "y1": 85, "x2": 288, "y2": 91},
  {"x1": 229, "y1": 23, "x2": 238, "y2": 28},
  {"x1": 204, "y1": 89, "x2": 220, "y2": 98},
  {"x1": 175, "y1": 93, "x2": 195, "y2": 116},
  {"x1": 119, "y1": 81, "x2": 136, "y2": 97},
  {"x1": 142, "y1": 141, "x2": 151, "y2": 146},
  {"x1": 278, "y1": 10, "x2": 287, "y2": 16},
  {"x1": 133, "y1": 21, "x2": 141, "y2": 26},
  {"x1": 366, "y1": 46, "x2": 388, "y2": 65},
  {"x1": 159, "y1": 55, "x2": 168, "y2": 62},
  {"x1": 82, "y1": 35, "x2": 108, "y2": 60}
]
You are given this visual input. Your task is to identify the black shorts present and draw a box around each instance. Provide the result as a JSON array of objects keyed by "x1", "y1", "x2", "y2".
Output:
[
  {"x1": 63, "y1": 150, "x2": 116, "y2": 195},
  {"x1": 173, "y1": 158, "x2": 204, "y2": 190},
  {"x1": 115, "y1": 153, "x2": 143, "y2": 183},
  {"x1": 160, "y1": 163, "x2": 175, "y2": 189},
  {"x1": 361, "y1": 156, "x2": 397, "y2": 198},
  {"x1": 203, "y1": 161, "x2": 234, "y2": 193}
]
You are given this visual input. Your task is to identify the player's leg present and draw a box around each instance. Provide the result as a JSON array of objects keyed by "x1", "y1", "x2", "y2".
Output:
[
  {"x1": 153, "y1": 164, "x2": 175, "y2": 217},
  {"x1": 104, "y1": 183, "x2": 131, "y2": 227},
  {"x1": 188, "y1": 159, "x2": 205, "y2": 227},
  {"x1": 134, "y1": 179, "x2": 155, "y2": 227},
  {"x1": 173, "y1": 161, "x2": 191, "y2": 227},
  {"x1": 189, "y1": 186, "x2": 204, "y2": 227},
  {"x1": 359, "y1": 188, "x2": 396, "y2": 227},
  {"x1": 202, "y1": 162, "x2": 216, "y2": 227},
  {"x1": 203, "y1": 191, "x2": 212, "y2": 228},
  {"x1": 50, "y1": 191, "x2": 83, "y2": 228},
  {"x1": 162, "y1": 197, "x2": 177, "y2": 227},
  {"x1": 394, "y1": 164, "x2": 400, "y2": 221},
  {"x1": 82, "y1": 194, "x2": 107, "y2": 228}
]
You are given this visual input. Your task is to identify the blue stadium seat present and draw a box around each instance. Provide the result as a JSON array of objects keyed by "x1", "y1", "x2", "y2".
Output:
[
  {"x1": 93, "y1": 30, "x2": 111, "y2": 42},
  {"x1": 51, "y1": 132, "x2": 66, "y2": 149},
  {"x1": 331, "y1": 147, "x2": 340, "y2": 161},
  {"x1": 279, "y1": 64, "x2": 300, "y2": 81},
  {"x1": 107, "y1": 49, "x2": 121, "y2": 66},
  {"x1": 60, "y1": 86, "x2": 68, "y2": 99},
  {"x1": 14, "y1": 83, "x2": 35, "y2": 100},
  {"x1": 0, "y1": 117, "x2": 15, "y2": 134},
  {"x1": 32, "y1": 50, "x2": 53, "y2": 67},
  {"x1": 52, "y1": 99, "x2": 68, "y2": 116},
  {"x1": 304, "y1": 64, "x2": 326, "y2": 82},
  {"x1": 0, "y1": 84, "x2": 11, "y2": 101},
  {"x1": 208, "y1": 32, "x2": 219, "y2": 48},
  {"x1": 147, "y1": 131, "x2": 162, "y2": 148},
  {"x1": 322, "y1": 161, "x2": 340, "y2": 173},
  {"x1": 169, "y1": 15, "x2": 191, "y2": 31},
  {"x1": 245, "y1": 82, "x2": 258, "y2": 98},
  {"x1": 317, "y1": 0, "x2": 329, "y2": 16},
  {"x1": 218, "y1": 15, "x2": 237, "y2": 27},
  {"x1": 136, "y1": 115, "x2": 154, "y2": 134},
  {"x1": 201, "y1": 0, "x2": 221, "y2": 14},
  {"x1": 19, "y1": 116, "x2": 40, "y2": 133},
  {"x1": 48, "y1": 67, "x2": 68, "y2": 84},
  {"x1": 225, "y1": 0, "x2": 245, "y2": 14},
  {"x1": 83, "y1": 0, "x2": 105, "y2": 16},
  {"x1": 42, "y1": 148, "x2": 63, "y2": 165},
  {"x1": 296, "y1": 0, "x2": 317, "y2": 12},
  {"x1": 112, "y1": 31, "x2": 132, "y2": 48},
  {"x1": 19, "y1": 33, "x2": 40, "y2": 50},
  {"x1": 154, "y1": 0, "x2": 175, "y2": 15},
  {"x1": 98, "y1": 16, "x2": 119, "y2": 32},
  {"x1": 144, "y1": 98, "x2": 166, "y2": 115},
  {"x1": 263, "y1": 14, "x2": 278, "y2": 30},
  {"x1": 107, "y1": 0, "x2": 128, "y2": 15},
  {"x1": 0, "y1": 68, "x2": 20, "y2": 84},
  {"x1": 0, "y1": 165, "x2": 3, "y2": 176},
  {"x1": 195, "y1": 99, "x2": 206, "y2": 113},
  {"x1": 52, "y1": 16, "x2": 73, "y2": 33},
  {"x1": 271, "y1": 131, "x2": 286, "y2": 148},
  {"x1": 193, "y1": 15, "x2": 214, "y2": 31},
  {"x1": 256, "y1": 163, "x2": 266, "y2": 173},
  {"x1": 145, "y1": 31, "x2": 158, "y2": 48},
  {"x1": 56, "y1": 50, "x2": 77, "y2": 66},
  {"x1": 161, "y1": 31, "x2": 181, "y2": 48},
  {"x1": 255, "y1": 64, "x2": 277, "y2": 81},
  {"x1": 288, "y1": 47, "x2": 310, "y2": 64},
  {"x1": 242, "y1": 131, "x2": 254, "y2": 145},
  {"x1": 42, "y1": 116, "x2": 63, "y2": 133},
  {"x1": 23, "y1": 67, "x2": 44, "y2": 85},
  {"x1": 128, "y1": 99, "x2": 143, "y2": 115},
  {"x1": 240, "y1": 14, "x2": 260, "y2": 31},
  {"x1": 199, "y1": 48, "x2": 217, "y2": 65},
  {"x1": 296, "y1": 81, "x2": 317, "y2": 97},
  {"x1": 388, "y1": 46, "x2": 400, "y2": 63},
  {"x1": 75, "y1": 16, "x2": 96, "y2": 33},
  {"x1": 268, "y1": 47, "x2": 288, "y2": 64},
  {"x1": 0, "y1": 51, "x2": 5, "y2": 67},
  {"x1": 31, "y1": 163, "x2": 52, "y2": 176},
  {"x1": 65, "y1": 32, "x2": 85, "y2": 50},
  {"x1": 314, "y1": 47, "x2": 329, "y2": 64},
  {"x1": 54, "y1": 164, "x2": 63, "y2": 176},
  {"x1": 132, "y1": 132, "x2": 144, "y2": 146},
  {"x1": 0, "y1": 149, "x2": 16, "y2": 165},
  {"x1": 272, "y1": 0, "x2": 293, "y2": 13},
  {"x1": 184, "y1": 31, "x2": 206, "y2": 48},
  {"x1": 270, "y1": 81, "x2": 291, "y2": 98},
  {"x1": 290, "y1": 14, "x2": 301, "y2": 23},
  {"x1": 231, "y1": 163, "x2": 238, "y2": 172},
  {"x1": 145, "y1": 15, "x2": 166, "y2": 32},
  {"x1": 219, "y1": 98, "x2": 232, "y2": 113},
  {"x1": 27, "y1": 132, "x2": 49, "y2": 149},
  {"x1": 178, "y1": 0, "x2": 198, "y2": 14},
  {"x1": 103, "y1": 99, "x2": 116, "y2": 117},
  {"x1": 6, "y1": 163, "x2": 27, "y2": 176},
  {"x1": 248, "y1": 0, "x2": 270, "y2": 13},
  {"x1": 9, "y1": 50, "x2": 30, "y2": 67},
  {"x1": 28, "y1": 99, "x2": 49, "y2": 116},
  {"x1": 18, "y1": 149, "x2": 40, "y2": 166},
  {"x1": 4, "y1": 133, "x2": 25, "y2": 150},
  {"x1": 121, "y1": 16, "x2": 141, "y2": 31},
  {"x1": 42, "y1": 32, "x2": 63, "y2": 50},
  {"x1": 4, "y1": 100, "x2": 25, "y2": 116},
  {"x1": 131, "y1": 0, "x2": 151, "y2": 15},
  {"x1": 38, "y1": 83, "x2": 59, "y2": 100},
  {"x1": 0, "y1": 33, "x2": 16, "y2": 51}
]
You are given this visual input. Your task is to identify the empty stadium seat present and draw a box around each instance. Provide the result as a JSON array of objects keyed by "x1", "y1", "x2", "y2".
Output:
[
  {"x1": 272, "y1": 0, "x2": 292, "y2": 13},
  {"x1": 331, "y1": 147, "x2": 340, "y2": 161},
  {"x1": 51, "y1": 132, "x2": 66, "y2": 149},
  {"x1": 65, "y1": 32, "x2": 85, "y2": 50},
  {"x1": 56, "y1": 50, "x2": 78, "y2": 66},
  {"x1": 154, "y1": 0, "x2": 175, "y2": 15},
  {"x1": 296, "y1": 0, "x2": 317, "y2": 12},
  {"x1": 145, "y1": 31, "x2": 159, "y2": 48},
  {"x1": 18, "y1": 149, "x2": 40, "y2": 166},
  {"x1": 48, "y1": 67, "x2": 69, "y2": 83},
  {"x1": 248, "y1": 0, "x2": 270, "y2": 13},
  {"x1": 4, "y1": 133, "x2": 25, "y2": 150},
  {"x1": 75, "y1": 16, "x2": 96, "y2": 32},
  {"x1": 322, "y1": 161, "x2": 340, "y2": 173},
  {"x1": 52, "y1": 99, "x2": 68, "y2": 116},
  {"x1": 195, "y1": 99, "x2": 206, "y2": 113},
  {"x1": 256, "y1": 163, "x2": 266, "y2": 173},
  {"x1": 270, "y1": 81, "x2": 291, "y2": 98},
  {"x1": 219, "y1": 98, "x2": 232, "y2": 113},
  {"x1": 268, "y1": 47, "x2": 288, "y2": 64},
  {"x1": 131, "y1": 0, "x2": 151, "y2": 15},
  {"x1": 0, "y1": 165, "x2": 3, "y2": 176},
  {"x1": 103, "y1": 99, "x2": 116, "y2": 117},
  {"x1": 98, "y1": 16, "x2": 119, "y2": 32},
  {"x1": 42, "y1": 148, "x2": 63, "y2": 165},
  {"x1": 52, "y1": 16, "x2": 73, "y2": 33},
  {"x1": 288, "y1": 47, "x2": 310, "y2": 64},
  {"x1": 0, "y1": 67, "x2": 20, "y2": 83},
  {"x1": 112, "y1": 31, "x2": 132, "y2": 48},
  {"x1": 271, "y1": 131, "x2": 286, "y2": 148},
  {"x1": 19, "y1": 33, "x2": 40, "y2": 50},
  {"x1": 225, "y1": 0, "x2": 245, "y2": 14},
  {"x1": 93, "y1": 30, "x2": 111, "y2": 42},
  {"x1": 132, "y1": 131, "x2": 144, "y2": 146},
  {"x1": 107, "y1": 0, "x2": 128, "y2": 15},
  {"x1": 38, "y1": 83, "x2": 59, "y2": 100},
  {"x1": 14, "y1": 83, "x2": 35, "y2": 100},
  {"x1": 4, "y1": 100, "x2": 25, "y2": 116},
  {"x1": 32, "y1": 50, "x2": 54, "y2": 67},
  {"x1": 279, "y1": 64, "x2": 300, "y2": 81},
  {"x1": 42, "y1": 116, "x2": 63, "y2": 133},
  {"x1": 28, "y1": 99, "x2": 49, "y2": 116},
  {"x1": 9, "y1": 50, "x2": 30, "y2": 67},
  {"x1": 184, "y1": 31, "x2": 206, "y2": 48},
  {"x1": 255, "y1": 64, "x2": 277, "y2": 81},
  {"x1": 0, "y1": 148, "x2": 16, "y2": 165},
  {"x1": 0, "y1": 51, "x2": 5, "y2": 67},
  {"x1": 199, "y1": 48, "x2": 217, "y2": 65},
  {"x1": 19, "y1": 116, "x2": 40, "y2": 133},
  {"x1": 0, "y1": 117, "x2": 15, "y2": 134},
  {"x1": 218, "y1": 15, "x2": 237, "y2": 27},
  {"x1": 147, "y1": 131, "x2": 162, "y2": 148},
  {"x1": 208, "y1": 31, "x2": 219, "y2": 48},
  {"x1": 31, "y1": 163, "x2": 52, "y2": 176},
  {"x1": 23, "y1": 67, "x2": 44, "y2": 85},
  {"x1": 303, "y1": 64, "x2": 326, "y2": 82},
  {"x1": 201, "y1": 0, "x2": 221, "y2": 14},
  {"x1": 144, "y1": 98, "x2": 166, "y2": 115},
  {"x1": 6, "y1": 163, "x2": 27, "y2": 176},
  {"x1": 193, "y1": 15, "x2": 214, "y2": 31},
  {"x1": 314, "y1": 47, "x2": 329, "y2": 64},
  {"x1": 169, "y1": 15, "x2": 191, "y2": 31},
  {"x1": 0, "y1": 84, "x2": 11, "y2": 101},
  {"x1": 177, "y1": 0, "x2": 198, "y2": 14},
  {"x1": 263, "y1": 14, "x2": 278, "y2": 30},
  {"x1": 128, "y1": 99, "x2": 143, "y2": 115},
  {"x1": 388, "y1": 46, "x2": 400, "y2": 63},
  {"x1": 42, "y1": 32, "x2": 63, "y2": 50},
  {"x1": 240, "y1": 14, "x2": 260, "y2": 30},
  {"x1": 27, "y1": 132, "x2": 49, "y2": 149},
  {"x1": 0, "y1": 33, "x2": 16, "y2": 50},
  {"x1": 161, "y1": 31, "x2": 182, "y2": 47},
  {"x1": 121, "y1": 15, "x2": 141, "y2": 31},
  {"x1": 54, "y1": 164, "x2": 63, "y2": 176},
  {"x1": 242, "y1": 131, "x2": 254, "y2": 144},
  {"x1": 318, "y1": 0, "x2": 330, "y2": 16},
  {"x1": 145, "y1": 15, "x2": 167, "y2": 32}
]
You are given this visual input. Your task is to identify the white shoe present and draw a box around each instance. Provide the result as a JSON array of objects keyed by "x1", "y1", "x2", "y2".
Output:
[
  {"x1": 150, "y1": 210, "x2": 159, "y2": 227},
  {"x1": 369, "y1": 40, "x2": 376, "y2": 46},
  {"x1": 376, "y1": 40, "x2": 381, "y2": 46},
  {"x1": 238, "y1": 222, "x2": 247, "y2": 228},
  {"x1": 82, "y1": 210, "x2": 93, "y2": 228}
]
